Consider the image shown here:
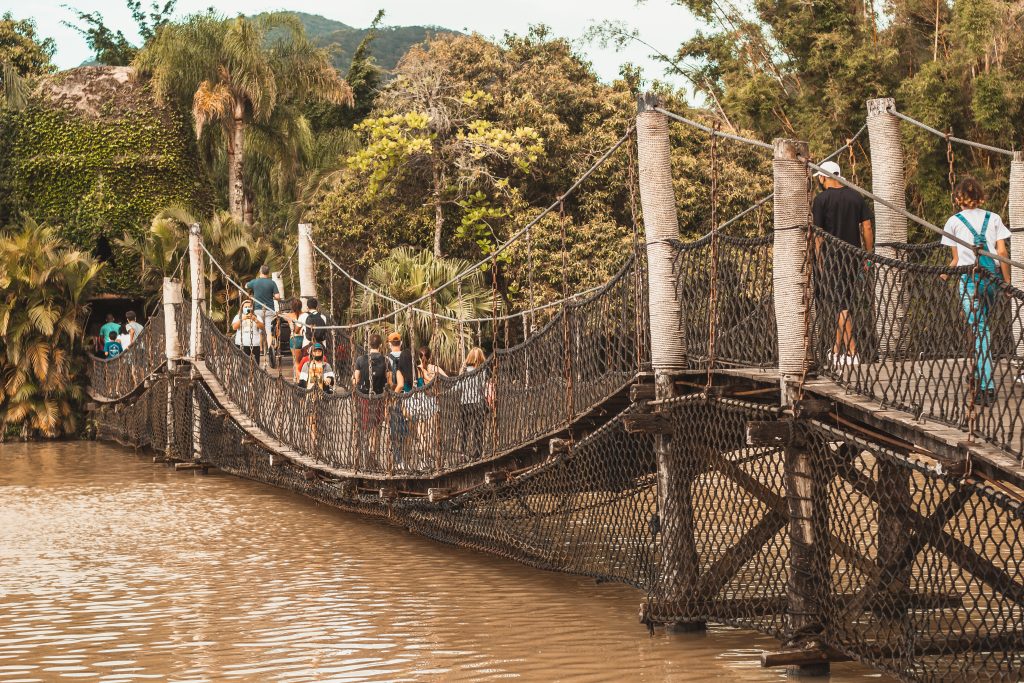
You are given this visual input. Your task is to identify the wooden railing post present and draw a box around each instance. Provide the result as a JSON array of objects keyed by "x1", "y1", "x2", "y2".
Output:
[
  {"x1": 1010, "y1": 152, "x2": 1024, "y2": 356},
  {"x1": 867, "y1": 97, "x2": 908, "y2": 357},
  {"x1": 772, "y1": 137, "x2": 829, "y2": 675},
  {"x1": 162, "y1": 277, "x2": 183, "y2": 458},
  {"x1": 772, "y1": 138, "x2": 811, "y2": 397},
  {"x1": 298, "y1": 222, "x2": 317, "y2": 308},
  {"x1": 636, "y1": 92, "x2": 701, "y2": 631},
  {"x1": 162, "y1": 277, "x2": 183, "y2": 371},
  {"x1": 188, "y1": 223, "x2": 205, "y2": 359}
]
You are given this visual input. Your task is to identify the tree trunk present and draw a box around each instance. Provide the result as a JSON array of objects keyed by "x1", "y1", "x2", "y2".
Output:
[
  {"x1": 227, "y1": 103, "x2": 246, "y2": 224},
  {"x1": 432, "y1": 154, "x2": 444, "y2": 258}
]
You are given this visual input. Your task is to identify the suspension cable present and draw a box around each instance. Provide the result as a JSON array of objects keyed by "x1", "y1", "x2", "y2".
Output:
[{"x1": 887, "y1": 106, "x2": 1016, "y2": 157}]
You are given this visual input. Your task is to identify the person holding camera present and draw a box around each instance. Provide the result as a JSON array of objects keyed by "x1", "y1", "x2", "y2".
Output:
[
  {"x1": 232, "y1": 298, "x2": 265, "y2": 364},
  {"x1": 298, "y1": 342, "x2": 336, "y2": 393}
]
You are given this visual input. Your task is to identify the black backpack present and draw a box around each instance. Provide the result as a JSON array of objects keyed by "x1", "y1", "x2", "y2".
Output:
[
  {"x1": 360, "y1": 353, "x2": 388, "y2": 395},
  {"x1": 303, "y1": 311, "x2": 329, "y2": 343}
]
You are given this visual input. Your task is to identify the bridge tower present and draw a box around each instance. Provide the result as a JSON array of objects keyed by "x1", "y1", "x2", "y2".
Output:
[
  {"x1": 298, "y1": 222, "x2": 317, "y2": 308},
  {"x1": 867, "y1": 97, "x2": 908, "y2": 357},
  {"x1": 635, "y1": 92, "x2": 702, "y2": 631}
]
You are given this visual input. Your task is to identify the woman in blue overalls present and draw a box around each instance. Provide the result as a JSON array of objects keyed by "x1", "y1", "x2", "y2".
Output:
[{"x1": 940, "y1": 177, "x2": 1012, "y2": 407}]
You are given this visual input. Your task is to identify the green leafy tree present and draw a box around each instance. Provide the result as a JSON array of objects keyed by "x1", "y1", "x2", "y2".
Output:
[
  {"x1": 0, "y1": 12, "x2": 56, "y2": 110},
  {"x1": 0, "y1": 216, "x2": 104, "y2": 438},
  {"x1": 350, "y1": 246, "x2": 499, "y2": 369},
  {"x1": 349, "y1": 42, "x2": 544, "y2": 257},
  {"x1": 63, "y1": 0, "x2": 177, "y2": 66},
  {"x1": 133, "y1": 12, "x2": 353, "y2": 224},
  {"x1": 0, "y1": 13, "x2": 56, "y2": 76}
]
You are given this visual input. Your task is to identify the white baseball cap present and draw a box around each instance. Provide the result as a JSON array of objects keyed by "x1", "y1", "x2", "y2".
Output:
[{"x1": 814, "y1": 160, "x2": 843, "y2": 179}]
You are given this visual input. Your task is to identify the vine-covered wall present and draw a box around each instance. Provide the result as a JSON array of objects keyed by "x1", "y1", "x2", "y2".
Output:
[{"x1": 0, "y1": 66, "x2": 212, "y2": 294}]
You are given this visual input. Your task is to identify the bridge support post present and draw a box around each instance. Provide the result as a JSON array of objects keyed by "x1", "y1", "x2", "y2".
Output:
[
  {"x1": 298, "y1": 223, "x2": 317, "y2": 308},
  {"x1": 636, "y1": 93, "x2": 701, "y2": 631},
  {"x1": 867, "y1": 97, "x2": 908, "y2": 358},
  {"x1": 773, "y1": 138, "x2": 829, "y2": 675},
  {"x1": 162, "y1": 278, "x2": 183, "y2": 458},
  {"x1": 188, "y1": 223, "x2": 206, "y2": 359},
  {"x1": 187, "y1": 224, "x2": 206, "y2": 461},
  {"x1": 1010, "y1": 152, "x2": 1024, "y2": 356}
]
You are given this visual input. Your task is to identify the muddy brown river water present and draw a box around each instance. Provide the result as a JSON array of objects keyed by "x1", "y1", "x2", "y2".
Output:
[{"x1": 0, "y1": 442, "x2": 889, "y2": 682}]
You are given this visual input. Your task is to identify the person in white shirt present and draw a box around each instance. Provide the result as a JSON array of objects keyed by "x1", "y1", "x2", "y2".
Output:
[
  {"x1": 124, "y1": 310, "x2": 144, "y2": 347},
  {"x1": 232, "y1": 298, "x2": 265, "y2": 365},
  {"x1": 940, "y1": 177, "x2": 1011, "y2": 406}
]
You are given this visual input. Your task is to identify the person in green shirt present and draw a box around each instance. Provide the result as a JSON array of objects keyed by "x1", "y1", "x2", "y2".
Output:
[
  {"x1": 245, "y1": 265, "x2": 281, "y2": 365},
  {"x1": 99, "y1": 314, "x2": 121, "y2": 353}
]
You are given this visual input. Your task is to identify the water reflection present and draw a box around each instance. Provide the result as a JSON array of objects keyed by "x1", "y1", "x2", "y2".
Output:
[{"x1": 0, "y1": 442, "x2": 887, "y2": 681}]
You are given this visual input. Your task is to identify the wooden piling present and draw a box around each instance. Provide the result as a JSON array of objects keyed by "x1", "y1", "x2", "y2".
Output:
[{"x1": 636, "y1": 92, "x2": 702, "y2": 631}]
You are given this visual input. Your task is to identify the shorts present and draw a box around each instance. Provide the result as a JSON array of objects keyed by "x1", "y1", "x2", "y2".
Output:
[
  {"x1": 359, "y1": 399, "x2": 386, "y2": 429},
  {"x1": 289, "y1": 335, "x2": 305, "y2": 350},
  {"x1": 814, "y1": 260, "x2": 856, "y2": 313}
]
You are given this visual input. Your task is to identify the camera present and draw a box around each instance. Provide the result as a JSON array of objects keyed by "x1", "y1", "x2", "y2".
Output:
[{"x1": 243, "y1": 305, "x2": 252, "y2": 315}]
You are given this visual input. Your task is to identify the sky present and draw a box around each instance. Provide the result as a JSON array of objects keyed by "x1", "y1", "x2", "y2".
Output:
[{"x1": 18, "y1": 0, "x2": 700, "y2": 91}]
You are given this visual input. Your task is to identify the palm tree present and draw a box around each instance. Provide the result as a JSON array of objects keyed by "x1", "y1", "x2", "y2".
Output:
[
  {"x1": 116, "y1": 206, "x2": 280, "y2": 318},
  {"x1": 0, "y1": 216, "x2": 104, "y2": 438},
  {"x1": 133, "y1": 12, "x2": 353, "y2": 223},
  {"x1": 350, "y1": 247, "x2": 500, "y2": 369}
]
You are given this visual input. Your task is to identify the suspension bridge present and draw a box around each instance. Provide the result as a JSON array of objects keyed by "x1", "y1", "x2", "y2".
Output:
[{"x1": 87, "y1": 95, "x2": 1024, "y2": 682}]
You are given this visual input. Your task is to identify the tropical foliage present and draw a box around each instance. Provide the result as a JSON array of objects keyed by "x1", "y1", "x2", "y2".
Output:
[
  {"x1": 117, "y1": 206, "x2": 281, "y2": 318},
  {"x1": 350, "y1": 246, "x2": 499, "y2": 369},
  {"x1": 0, "y1": 216, "x2": 103, "y2": 439},
  {"x1": 133, "y1": 12, "x2": 353, "y2": 224},
  {"x1": 654, "y1": 0, "x2": 1024, "y2": 233}
]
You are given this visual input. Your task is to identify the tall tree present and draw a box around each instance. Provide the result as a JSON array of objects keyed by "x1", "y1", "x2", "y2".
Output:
[
  {"x1": 349, "y1": 41, "x2": 543, "y2": 257},
  {"x1": 63, "y1": 0, "x2": 177, "y2": 66},
  {"x1": 0, "y1": 216, "x2": 104, "y2": 438},
  {"x1": 133, "y1": 12, "x2": 353, "y2": 223},
  {"x1": 0, "y1": 12, "x2": 56, "y2": 109}
]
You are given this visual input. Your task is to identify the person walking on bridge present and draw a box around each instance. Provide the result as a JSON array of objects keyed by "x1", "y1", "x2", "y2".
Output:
[
  {"x1": 941, "y1": 177, "x2": 1011, "y2": 407},
  {"x1": 246, "y1": 265, "x2": 281, "y2": 365},
  {"x1": 232, "y1": 298, "x2": 265, "y2": 364},
  {"x1": 812, "y1": 160, "x2": 874, "y2": 367}
]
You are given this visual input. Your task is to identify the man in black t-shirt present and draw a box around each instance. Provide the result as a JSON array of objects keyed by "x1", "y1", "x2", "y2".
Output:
[{"x1": 812, "y1": 160, "x2": 874, "y2": 366}]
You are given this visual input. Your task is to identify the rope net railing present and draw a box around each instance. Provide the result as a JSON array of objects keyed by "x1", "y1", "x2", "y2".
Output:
[
  {"x1": 672, "y1": 233, "x2": 777, "y2": 369},
  {"x1": 86, "y1": 313, "x2": 166, "y2": 400},
  {"x1": 640, "y1": 394, "x2": 1024, "y2": 681},
  {"x1": 813, "y1": 228, "x2": 1024, "y2": 458},
  {"x1": 195, "y1": 255, "x2": 647, "y2": 477},
  {"x1": 93, "y1": 379, "x2": 659, "y2": 588}
]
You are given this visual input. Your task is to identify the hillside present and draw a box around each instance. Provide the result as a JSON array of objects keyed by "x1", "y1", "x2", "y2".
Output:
[{"x1": 262, "y1": 12, "x2": 456, "y2": 72}]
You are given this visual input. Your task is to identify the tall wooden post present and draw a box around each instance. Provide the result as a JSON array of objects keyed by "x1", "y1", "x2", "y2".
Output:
[
  {"x1": 163, "y1": 278, "x2": 183, "y2": 371},
  {"x1": 867, "y1": 97, "x2": 908, "y2": 358},
  {"x1": 636, "y1": 92, "x2": 701, "y2": 630},
  {"x1": 772, "y1": 138, "x2": 828, "y2": 675},
  {"x1": 298, "y1": 222, "x2": 317, "y2": 308},
  {"x1": 162, "y1": 278, "x2": 183, "y2": 458},
  {"x1": 866, "y1": 98, "x2": 914, "y2": 623},
  {"x1": 1010, "y1": 152, "x2": 1024, "y2": 356},
  {"x1": 188, "y1": 223, "x2": 205, "y2": 359},
  {"x1": 773, "y1": 138, "x2": 811, "y2": 395},
  {"x1": 187, "y1": 224, "x2": 205, "y2": 461}
]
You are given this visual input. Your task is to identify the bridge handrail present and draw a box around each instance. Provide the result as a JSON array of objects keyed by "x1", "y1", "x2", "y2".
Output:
[
  {"x1": 87, "y1": 314, "x2": 166, "y2": 400},
  {"x1": 813, "y1": 228, "x2": 1024, "y2": 458},
  {"x1": 196, "y1": 255, "x2": 648, "y2": 477}
]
